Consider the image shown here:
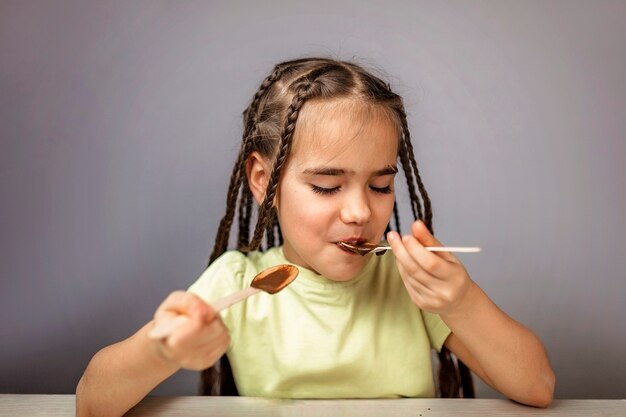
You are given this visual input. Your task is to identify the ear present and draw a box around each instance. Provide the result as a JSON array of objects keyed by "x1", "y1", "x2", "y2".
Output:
[{"x1": 246, "y1": 151, "x2": 271, "y2": 205}]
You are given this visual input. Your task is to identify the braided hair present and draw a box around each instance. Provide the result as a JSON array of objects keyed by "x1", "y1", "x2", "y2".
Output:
[{"x1": 202, "y1": 57, "x2": 474, "y2": 398}]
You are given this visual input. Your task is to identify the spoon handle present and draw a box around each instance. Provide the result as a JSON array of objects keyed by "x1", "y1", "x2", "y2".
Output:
[
  {"x1": 147, "y1": 315, "x2": 189, "y2": 340},
  {"x1": 148, "y1": 286, "x2": 261, "y2": 340},
  {"x1": 373, "y1": 246, "x2": 481, "y2": 253},
  {"x1": 211, "y1": 286, "x2": 260, "y2": 312},
  {"x1": 426, "y1": 246, "x2": 481, "y2": 253}
]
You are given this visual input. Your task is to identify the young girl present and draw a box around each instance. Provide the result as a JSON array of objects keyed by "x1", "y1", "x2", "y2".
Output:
[{"x1": 76, "y1": 58, "x2": 555, "y2": 416}]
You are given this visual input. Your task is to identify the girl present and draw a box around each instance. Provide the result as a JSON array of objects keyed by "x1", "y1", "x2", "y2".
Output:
[{"x1": 76, "y1": 58, "x2": 555, "y2": 416}]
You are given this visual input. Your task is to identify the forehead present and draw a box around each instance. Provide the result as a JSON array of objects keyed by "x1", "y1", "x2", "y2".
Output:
[{"x1": 289, "y1": 99, "x2": 400, "y2": 168}]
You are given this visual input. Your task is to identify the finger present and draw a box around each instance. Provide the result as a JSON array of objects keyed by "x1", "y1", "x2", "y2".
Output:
[
  {"x1": 180, "y1": 320, "x2": 231, "y2": 370},
  {"x1": 194, "y1": 317, "x2": 230, "y2": 347},
  {"x1": 396, "y1": 259, "x2": 439, "y2": 297},
  {"x1": 411, "y1": 220, "x2": 459, "y2": 264},
  {"x1": 198, "y1": 333, "x2": 231, "y2": 368},
  {"x1": 156, "y1": 291, "x2": 210, "y2": 320},
  {"x1": 396, "y1": 262, "x2": 437, "y2": 308},
  {"x1": 154, "y1": 291, "x2": 184, "y2": 320},
  {"x1": 402, "y1": 234, "x2": 449, "y2": 278},
  {"x1": 202, "y1": 304, "x2": 218, "y2": 322},
  {"x1": 153, "y1": 309, "x2": 180, "y2": 324},
  {"x1": 166, "y1": 307, "x2": 206, "y2": 348},
  {"x1": 389, "y1": 231, "x2": 443, "y2": 287},
  {"x1": 387, "y1": 231, "x2": 424, "y2": 278}
]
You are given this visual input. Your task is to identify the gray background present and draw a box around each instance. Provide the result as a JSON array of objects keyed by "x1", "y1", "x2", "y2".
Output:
[{"x1": 1, "y1": 0, "x2": 625, "y2": 399}]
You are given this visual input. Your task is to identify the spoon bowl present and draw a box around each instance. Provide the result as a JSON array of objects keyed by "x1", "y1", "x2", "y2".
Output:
[{"x1": 250, "y1": 264, "x2": 299, "y2": 294}]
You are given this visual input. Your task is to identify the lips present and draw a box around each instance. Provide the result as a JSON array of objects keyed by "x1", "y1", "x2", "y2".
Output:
[
  {"x1": 335, "y1": 237, "x2": 367, "y2": 254},
  {"x1": 338, "y1": 237, "x2": 367, "y2": 244}
]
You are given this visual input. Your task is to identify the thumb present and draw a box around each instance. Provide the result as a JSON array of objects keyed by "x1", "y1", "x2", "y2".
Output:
[{"x1": 411, "y1": 220, "x2": 458, "y2": 263}]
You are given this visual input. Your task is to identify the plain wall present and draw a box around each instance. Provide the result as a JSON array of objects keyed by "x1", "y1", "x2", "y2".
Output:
[{"x1": 1, "y1": 0, "x2": 625, "y2": 399}]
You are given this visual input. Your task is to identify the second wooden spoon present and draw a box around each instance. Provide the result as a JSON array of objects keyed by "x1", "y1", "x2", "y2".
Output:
[{"x1": 148, "y1": 264, "x2": 299, "y2": 339}]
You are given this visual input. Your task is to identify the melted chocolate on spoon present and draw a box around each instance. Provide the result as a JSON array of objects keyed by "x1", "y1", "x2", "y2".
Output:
[
  {"x1": 251, "y1": 264, "x2": 299, "y2": 293},
  {"x1": 336, "y1": 241, "x2": 387, "y2": 256}
]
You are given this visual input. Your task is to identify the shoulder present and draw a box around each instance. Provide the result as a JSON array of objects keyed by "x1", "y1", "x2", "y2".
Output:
[
  {"x1": 187, "y1": 250, "x2": 253, "y2": 303},
  {"x1": 187, "y1": 249, "x2": 284, "y2": 302},
  {"x1": 209, "y1": 250, "x2": 250, "y2": 274}
]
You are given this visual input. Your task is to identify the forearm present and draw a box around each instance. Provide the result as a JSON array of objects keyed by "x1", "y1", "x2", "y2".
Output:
[
  {"x1": 76, "y1": 321, "x2": 180, "y2": 417},
  {"x1": 442, "y1": 283, "x2": 555, "y2": 407}
]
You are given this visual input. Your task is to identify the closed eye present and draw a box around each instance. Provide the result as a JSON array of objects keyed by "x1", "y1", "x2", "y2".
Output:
[
  {"x1": 370, "y1": 185, "x2": 393, "y2": 194},
  {"x1": 311, "y1": 184, "x2": 392, "y2": 195},
  {"x1": 311, "y1": 185, "x2": 340, "y2": 195}
]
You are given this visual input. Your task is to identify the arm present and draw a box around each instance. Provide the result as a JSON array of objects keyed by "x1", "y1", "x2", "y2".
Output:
[
  {"x1": 76, "y1": 322, "x2": 180, "y2": 417},
  {"x1": 76, "y1": 291, "x2": 230, "y2": 417},
  {"x1": 387, "y1": 221, "x2": 555, "y2": 407},
  {"x1": 442, "y1": 290, "x2": 555, "y2": 407}
]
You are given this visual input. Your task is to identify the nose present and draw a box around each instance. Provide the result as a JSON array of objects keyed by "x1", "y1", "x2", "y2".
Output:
[{"x1": 340, "y1": 191, "x2": 371, "y2": 225}]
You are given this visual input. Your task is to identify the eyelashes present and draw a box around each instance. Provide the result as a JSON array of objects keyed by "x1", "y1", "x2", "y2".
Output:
[
  {"x1": 311, "y1": 185, "x2": 340, "y2": 195},
  {"x1": 310, "y1": 185, "x2": 393, "y2": 195},
  {"x1": 371, "y1": 185, "x2": 393, "y2": 194}
]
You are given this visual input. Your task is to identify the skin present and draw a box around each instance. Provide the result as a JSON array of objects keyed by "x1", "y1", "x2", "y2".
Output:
[
  {"x1": 248, "y1": 99, "x2": 399, "y2": 282},
  {"x1": 76, "y1": 98, "x2": 554, "y2": 415},
  {"x1": 387, "y1": 223, "x2": 555, "y2": 407},
  {"x1": 250, "y1": 99, "x2": 555, "y2": 407},
  {"x1": 76, "y1": 292, "x2": 230, "y2": 417}
]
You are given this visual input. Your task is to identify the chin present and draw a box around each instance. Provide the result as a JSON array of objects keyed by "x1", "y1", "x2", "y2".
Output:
[
  {"x1": 289, "y1": 245, "x2": 368, "y2": 281},
  {"x1": 320, "y1": 261, "x2": 366, "y2": 282},
  {"x1": 323, "y1": 272, "x2": 355, "y2": 282}
]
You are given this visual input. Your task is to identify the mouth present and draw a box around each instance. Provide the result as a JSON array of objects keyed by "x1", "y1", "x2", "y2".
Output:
[{"x1": 335, "y1": 238, "x2": 368, "y2": 255}]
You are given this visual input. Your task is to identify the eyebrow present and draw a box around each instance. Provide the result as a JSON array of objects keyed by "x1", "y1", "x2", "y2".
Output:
[{"x1": 302, "y1": 165, "x2": 398, "y2": 176}]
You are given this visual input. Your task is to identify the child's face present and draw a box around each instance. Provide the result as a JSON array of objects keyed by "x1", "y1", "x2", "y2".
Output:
[{"x1": 276, "y1": 100, "x2": 399, "y2": 281}]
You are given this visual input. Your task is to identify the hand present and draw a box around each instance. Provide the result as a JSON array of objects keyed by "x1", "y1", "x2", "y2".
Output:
[
  {"x1": 387, "y1": 220, "x2": 474, "y2": 317},
  {"x1": 150, "y1": 291, "x2": 230, "y2": 370}
]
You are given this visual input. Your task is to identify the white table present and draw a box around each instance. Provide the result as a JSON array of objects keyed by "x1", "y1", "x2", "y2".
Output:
[{"x1": 0, "y1": 395, "x2": 624, "y2": 416}]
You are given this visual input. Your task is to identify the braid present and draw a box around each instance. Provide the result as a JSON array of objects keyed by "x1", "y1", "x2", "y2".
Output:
[
  {"x1": 236, "y1": 185, "x2": 253, "y2": 250},
  {"x1": 243, "y1": 64, "x2": 286, "y2": 137},
  {"x1": 247, "y1": 79, "x2": 314, "y2": 249},
  {"x1": 393, "y1": 199, "x2": 401, "y2": 232},
  {"x1": 398, "y1": 138, "x2": 420, "y2": 221},
  {"x1": 203, "y1": 67, "x2": 288, "y2": 395},
  {"x1": 265, "y1": 209, "x2": 276, "y2": 250},
  {"x1": 247, "y1": 64, "x2": 348, "y2": 250},
  {"x1": 386, "y1": 200, "x2": 401, "y2": 235},
  {"x1": 275, "y1": 216, "x2": 283, "y2": 245},
  {"x1": 399, "y1": 110, "x2": 433, "y2": 231},
  {"x1": 210, "y1": 133, "x2": 255, "y2": 263},
  {"x1": 438, "y1": 346, "x2": 461, "y2": 397},
  {"x1": 396, "y1": 110, "x2": 471, "y2": 397},
  {"x1": 208, "y1": 150, "x2": 245, "y2": 264},
  {"x1": 203, "y1": 57, "x2": 473, "y2": 399},
  {"x1": 210, "y1": 67, "x2": 287, "y2": 262}
]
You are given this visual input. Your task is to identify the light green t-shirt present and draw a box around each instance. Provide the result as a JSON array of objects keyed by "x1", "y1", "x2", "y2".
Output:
[{"x1": 188, "y1": 247, "x2": 450, "y2": 399}]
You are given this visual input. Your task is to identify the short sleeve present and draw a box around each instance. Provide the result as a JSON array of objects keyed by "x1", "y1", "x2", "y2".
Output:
[
  {"x1": 187, "y1": 251, "x2": 248, "y2": 333},
  {"x1": 421, "y1": 310, "x2": 451, "y2": 352}
]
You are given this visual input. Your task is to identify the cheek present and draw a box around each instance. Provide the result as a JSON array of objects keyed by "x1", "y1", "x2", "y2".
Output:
[
  {"x1": 279, "y1": 191, "x2": 334, "y2": 235},
  {"x1": 288, "y1": 199, "x2": 330, "y2": 226},
  {"x1": 383, "y1": 195, "x2": 396, "y2": 215},
  {"x1": 374, "y1": 195, "x2": 396, "y2": 225}
]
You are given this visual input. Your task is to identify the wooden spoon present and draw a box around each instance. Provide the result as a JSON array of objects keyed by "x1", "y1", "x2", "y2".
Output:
[
  {"x1": 148, "y1": 264, "x2": 299, "y2": 339},
  {"x1": 336, "y1": 241, "x2": 481, "y2": 256}
]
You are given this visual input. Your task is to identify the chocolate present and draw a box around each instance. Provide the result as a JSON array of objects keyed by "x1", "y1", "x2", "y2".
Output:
[
  {"x1": 336, "y1": 241, "x2": 386, "y2": 256},
  {"x1": 251, "y1": 264, "x2": 299, "y2": 294}
]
